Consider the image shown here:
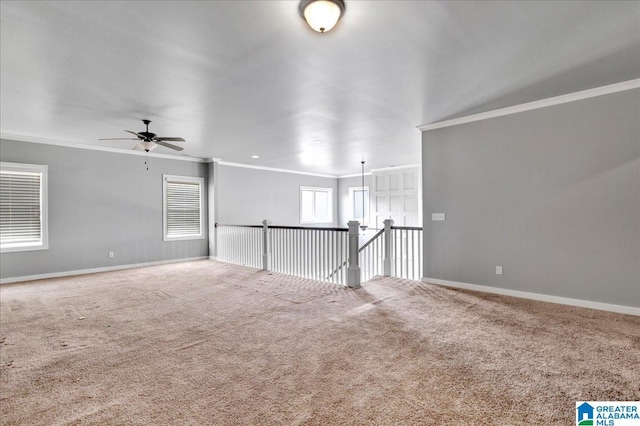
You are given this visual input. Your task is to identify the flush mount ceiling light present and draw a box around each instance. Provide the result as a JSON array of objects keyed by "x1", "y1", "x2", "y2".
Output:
[{"x1": 299, "y1": 0, "x2": 345, "y2": 33}]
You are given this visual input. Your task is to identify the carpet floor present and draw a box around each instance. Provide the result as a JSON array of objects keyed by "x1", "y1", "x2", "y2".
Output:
[{"x1": 0, "y1": 260, "x2": 638, "y2": 425}]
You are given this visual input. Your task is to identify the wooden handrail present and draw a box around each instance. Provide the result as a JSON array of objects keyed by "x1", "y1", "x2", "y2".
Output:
[
  {"x1": 391, "y1": 226, "x2": 423, "y2": 231},
  {"x1": 215, "y1": 223, "x2": 348, "y2": 232},
  {"x1": 358, "y1": 229, "x2": 384, "y2": 253},
  {"x1": 215, "y1": 223, "x2": 262, "y2": 228},
  {"x1": 269, "y1": 225, "x2": 348, "y2": 232}
]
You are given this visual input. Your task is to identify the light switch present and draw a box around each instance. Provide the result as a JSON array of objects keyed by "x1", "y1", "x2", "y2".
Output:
[{"x1": 432, "y1": 213, "x2": 445, "y2": 221}]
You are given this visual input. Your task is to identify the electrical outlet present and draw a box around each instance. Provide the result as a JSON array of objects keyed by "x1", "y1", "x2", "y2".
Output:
[
  {"x1": 496, "y1": 266, "x2": 503, "y2": 275},
  {"x1": 109, "y1": 251, "x2": 114, "y2": 258},
  {"x1": 432, "y1": 213, "x2": 445, "y2": 221}
]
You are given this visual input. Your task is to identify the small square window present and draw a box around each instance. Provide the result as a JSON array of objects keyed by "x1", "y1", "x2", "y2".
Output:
[{"x1": 300, "y1": 186, "x2": 333, "y2": 224}]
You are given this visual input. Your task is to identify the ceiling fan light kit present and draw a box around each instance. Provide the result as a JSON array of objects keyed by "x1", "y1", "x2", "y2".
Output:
[
  {"x1": 137, "y1": 141, "x2": 157, "y2": 152},
  {"x1": 299, "y1": 0, "x2": 345, "y2": 33}
]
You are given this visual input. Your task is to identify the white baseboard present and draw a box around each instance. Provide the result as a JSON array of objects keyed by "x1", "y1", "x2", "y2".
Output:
[
  {"x1": 422, "y1": 277, "x2": 640, "y2": 316},
  {"x1": 0, "y1": 256, "x2": 209, "y2": 285},
  {"x1": 209, "y1": 256, "x2": 218, "y2": 260}
]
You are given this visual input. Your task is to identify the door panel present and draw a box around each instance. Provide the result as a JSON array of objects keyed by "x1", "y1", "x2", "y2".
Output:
[{"x1": 372, "y1": 167, "x2": 421, "y2": 228}]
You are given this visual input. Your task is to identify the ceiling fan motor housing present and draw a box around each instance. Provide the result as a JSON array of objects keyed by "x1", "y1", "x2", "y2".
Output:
[
  {"x1": 140, "y1": 119, "x2": 154, "y2": 141},
  {"x1": 138, "y1": 131, "x2": 156, "y2": 141}
]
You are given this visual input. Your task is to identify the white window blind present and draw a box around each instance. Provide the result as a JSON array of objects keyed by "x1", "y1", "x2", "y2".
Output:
[
  {"x1": 0, "y1": 162, "x2": 48, "y2": 252},
  {"x1": 163, "y1": 175, "x2": 204, "y2": 241}
]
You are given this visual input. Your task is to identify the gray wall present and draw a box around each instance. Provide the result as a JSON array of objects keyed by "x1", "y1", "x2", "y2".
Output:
[
  {"x1": 337, "y1": 174, "x2": 372, "y2": 228},
  {"x1": 0, "y1": 139, "x2": 209, "y2": 279},
  {"x1": 422, "y1": 89, "x2": 640, "y2": 308},
  {"x1": 216, "y1": 164, "x2": 338, "y2": 227}
]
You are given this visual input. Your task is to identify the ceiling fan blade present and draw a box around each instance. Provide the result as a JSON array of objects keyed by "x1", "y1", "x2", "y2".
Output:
[
  {"x1": 125, "y1": 130, "x2": 145, "y2": 138},
  {"x1": 155, "y1": 140, "x2": 184, "y2": 151},
  {"x1": 98, "y1": 138, "x2": 138, "y2": 141},
  {"x1": 154, "y1": 137, "x2": 185, "y2": 142}
]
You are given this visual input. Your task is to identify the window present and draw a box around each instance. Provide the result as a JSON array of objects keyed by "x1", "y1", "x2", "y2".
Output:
[
  {"x1": 348, "y1": 186, "x2": 369, "y2": 225},
  {"x1": 163, "y1": 175, "x2": 205, "y2": 241},
  {"x1": 0, "y1": 162, "x2": 48, "y2": 253},
  {"x1": 300, "y1": 186, "x2": 333, "y2": 224}
]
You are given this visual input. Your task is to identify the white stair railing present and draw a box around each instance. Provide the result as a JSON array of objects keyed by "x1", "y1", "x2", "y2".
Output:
[
  {"x1": 215, "y1": 219, "x2": 423, "y2": 286},
  {"x1": 391, "y1": 225, "x2": 423, "y2": 281},
  {"x1": 270, "y1": 226, "x2": 349, "y2": 285},
  {"x1": 357, "y1": 221, "x2": 423, "y2": 282},
  {"x1": 359, "y1": 229, "x2": 385, "y2": 282},
  {"x1": 216, "y1": 224, "x2": 264, "y2": 269},
  {"x1": 215, "y1": 221, "x2": 356, "y2": 287}
]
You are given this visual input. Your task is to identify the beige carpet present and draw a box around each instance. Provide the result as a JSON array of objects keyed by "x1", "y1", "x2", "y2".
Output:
[{"x1": 1, "y1": 260, "x2": 638, "y2": 425}]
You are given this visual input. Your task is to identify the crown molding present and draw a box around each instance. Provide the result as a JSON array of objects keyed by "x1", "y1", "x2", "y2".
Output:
[
  {"x1": 370, "y1": 164, "x2": 421, "y2": 173},
  {"x1": 338, "y1": 172, "x2": 373, "y2": 179},
  {"x1": 217, "y1": 161, "x2": 336, "y2": 179},
  {"x1": 418, "y1": 78, "x2": 640, "y2": 132},
  {"x1": 0, "y1": 132, "x2": 209, "y2": 163}
]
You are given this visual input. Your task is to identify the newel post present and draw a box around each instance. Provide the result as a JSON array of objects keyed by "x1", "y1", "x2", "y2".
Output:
[
  {"x1": 383, "y1": 219, "x2": 394, "y2": 277},
  {"x1": 347, "y1": 220, "x2": 361, "y2": 289},
  {"x1": 262, "y1": 219, "x2": 271, "y2": 271}
]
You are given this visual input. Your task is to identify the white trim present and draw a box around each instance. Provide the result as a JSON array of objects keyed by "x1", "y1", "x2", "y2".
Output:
[
  {"x1": 370, "y1": 164, "x2": 421, "y2": 173},
  {"x1": 418, "y1": 79, "x2": 640, "y2": 132},
  {"x1": 218, "y1": 161, "x2": 336, "y2": 179},
  {"x1": 0, "y1": 133, "x2": 208, "y2": 163},
  {"x1": 422, "y1": 277, "x2": 640, "y2": 316},
  {"x1": 0, "y1": 256, "x2": 209, "y2": 285},
  {"x1": 163, "y1": 174, "x2": 205, "y2": 242},
  {"x1": 338, "y1": 172, "x2": 373, "y2": 179}
]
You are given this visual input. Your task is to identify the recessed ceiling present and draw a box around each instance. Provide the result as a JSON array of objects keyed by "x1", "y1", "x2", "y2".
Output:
[{"x1": 1, "y1": 1, "x2": 638, "y2": 175}]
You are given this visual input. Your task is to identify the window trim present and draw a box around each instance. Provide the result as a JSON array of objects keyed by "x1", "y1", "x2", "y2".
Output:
[
  {"x1": 0, "y1": 162, "x2": 49, "y2": 253},
  {"x1": 299, "y1": 186, "x2": 334, "y2": 225},
  {"x1": 163, "y1": 174, "x2": 205, "y2": 242},
  {"x1": 348, "y1": 185, "x2": 370, "y2": 226}
]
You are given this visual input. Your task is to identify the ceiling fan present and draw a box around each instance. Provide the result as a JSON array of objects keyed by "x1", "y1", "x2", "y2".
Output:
[{"x1": 99, "y1": 119, "x2": 185, "y2": 152}]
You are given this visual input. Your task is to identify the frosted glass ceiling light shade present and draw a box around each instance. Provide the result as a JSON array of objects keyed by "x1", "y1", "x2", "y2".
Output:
[
  {"x1": 299, "y1": 0, "x2": 345, "y2": 33},
  {"x1": 139, "y1": 141, "x2": 157, "y2": 152}
]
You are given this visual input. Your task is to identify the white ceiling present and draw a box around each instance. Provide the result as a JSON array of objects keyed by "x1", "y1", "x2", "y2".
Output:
[{"x1": 1, "y1": 1, "x2": 639, "y2": 176}]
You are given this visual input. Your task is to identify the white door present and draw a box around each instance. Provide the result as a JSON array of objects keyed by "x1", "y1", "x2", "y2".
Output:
[{"x1": 372, "y1": 167, "x2": 421, "y2": 229}]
